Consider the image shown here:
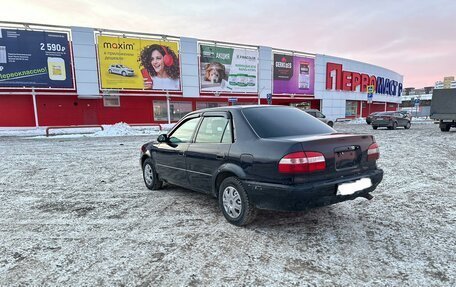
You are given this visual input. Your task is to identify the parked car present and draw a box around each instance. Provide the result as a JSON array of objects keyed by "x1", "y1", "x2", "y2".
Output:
[
  {"x1": 303, "y1": 109, "x2": 334, "y2": 127},
  {"x1": 366, "y1": 112, "x2": 380, "y2": 124},
  {"x1": 371, "y1": 111, "x2": 411, "y2": 130},
  {"x1": 108, "y1": 64, "x2": 134, "y2": 76},
  {"x1": 398, "y1": 110, "x2": 412, "y2": 121},
  {"x1": 140, "y1": 105, "x2": 383, "y2": 226}
]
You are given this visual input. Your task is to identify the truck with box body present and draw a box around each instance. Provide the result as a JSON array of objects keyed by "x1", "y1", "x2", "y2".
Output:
[{"x1": 430, "y1": 89, "x2": 456, "y2": 132}]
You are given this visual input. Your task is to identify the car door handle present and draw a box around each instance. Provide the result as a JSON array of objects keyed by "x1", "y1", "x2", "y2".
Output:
[{"x1": 216, "y1": 153, "x2": 226, "y2": 160}]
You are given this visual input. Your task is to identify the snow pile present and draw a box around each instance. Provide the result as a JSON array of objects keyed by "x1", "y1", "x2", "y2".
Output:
[
  {"x1": 90, "y1": 123, "x2": 162, "y2": 137},
  {"x1": 94, "y1": 122, "x2": 140, "y2": 137},
  {"x1": 160, "y1": 123, "x2": 176, "y2": 131},
  {"x1": 411, "y1": 117, "x2": 435, "y2": 124},
  {"x1": 0, "y1": 127, "x2": 46, "y2": 137},
  {"x1": 0, "y1": 123, "x2": 163, "y2": 138},
  {"x1": 343, "y1": 118, "x2": 366, "y2": 125}
]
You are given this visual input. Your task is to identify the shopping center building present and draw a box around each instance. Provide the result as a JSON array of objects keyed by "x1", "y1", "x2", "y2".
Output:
[{"x1": 0, "y1": 22, "x2": 403, "y2": 127}]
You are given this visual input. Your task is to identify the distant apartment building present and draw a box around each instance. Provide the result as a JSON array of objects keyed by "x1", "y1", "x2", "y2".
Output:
[{"x1": 435, "y1": 76, "x2": 456, "y2": 89}]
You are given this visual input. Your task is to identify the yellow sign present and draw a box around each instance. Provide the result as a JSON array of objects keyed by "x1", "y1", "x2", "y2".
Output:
[
  {"x1": 97, "y1": 35, "x2": 180, "y2": 90},
  {"x1": 367, "y1": 85, "x2": 375, "y2": 93}
]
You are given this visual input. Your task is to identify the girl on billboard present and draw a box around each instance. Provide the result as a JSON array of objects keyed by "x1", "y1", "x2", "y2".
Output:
[{"x1": 139, "y1": 44, "x2": 180, "y2": 90}]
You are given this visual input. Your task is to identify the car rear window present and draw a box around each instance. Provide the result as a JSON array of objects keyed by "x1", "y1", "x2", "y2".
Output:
[{"x1": 242, "y1": 106, "x2": 334, "y2": 138}]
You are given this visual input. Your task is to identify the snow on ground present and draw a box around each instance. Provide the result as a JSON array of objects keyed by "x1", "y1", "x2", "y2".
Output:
[
  {"x1": 0, "y1": 122, "x2": 174, "y2": 138},
  {"x1": 344, "y1": 117, "x2": 435, "y2": 125},
  {"x1": 0, "y1": 122, "x2": 455, "y2": 286}
]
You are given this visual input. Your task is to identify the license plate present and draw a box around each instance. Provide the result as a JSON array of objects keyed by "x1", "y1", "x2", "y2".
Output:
[
  {"x1": 376, "y1": 117, "x2": 383, "y2": 120},
  {"x1": 335, "y1": 149, "x2": 359, "y2": 170},
  {"x1": 337, "y1": 178, "x2": 372, "y2": 196}
]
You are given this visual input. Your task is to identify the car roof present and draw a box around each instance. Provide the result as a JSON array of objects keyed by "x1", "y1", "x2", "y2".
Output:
[{"x1": 187, "y1": 105, "x2": 298, "y2": 115}]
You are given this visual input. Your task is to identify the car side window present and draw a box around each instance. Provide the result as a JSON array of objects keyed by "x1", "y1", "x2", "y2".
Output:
[
  {"x1": 221, "y1": 120, "x2": 232, "y2": 143},
  {"x1": 317, "y1": 112, "x2": 324, "y2": 118},
  {"x1": 195, "y1": 117, "x2": 229, "y2": 143},
  {"x1": 169, "y1": 117, "x2": 200, "y2": 144}
]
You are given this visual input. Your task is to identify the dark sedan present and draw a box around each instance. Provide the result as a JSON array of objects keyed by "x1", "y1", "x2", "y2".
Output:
[
  {"x1": 366, "y1": 112, "x2": 380, "y2": 124},
  {"x1": 371, "y1": 111, "x2": 411, "y2": 130},
  {"x1": 140, "y1": 106, "x2": 383, "y2": 226}
]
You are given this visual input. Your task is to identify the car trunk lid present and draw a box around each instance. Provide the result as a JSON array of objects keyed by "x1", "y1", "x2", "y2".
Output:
[{"x1": 277, "y1": 133, "x2": 378, "y2": 182}]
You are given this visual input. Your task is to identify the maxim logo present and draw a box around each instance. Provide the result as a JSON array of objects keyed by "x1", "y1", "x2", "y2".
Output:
[{"x1": 103, "y1": 42, "x2": 134, "y2": 50}]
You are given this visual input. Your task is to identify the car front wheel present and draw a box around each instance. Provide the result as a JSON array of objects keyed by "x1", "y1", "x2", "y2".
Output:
[
  {"x1": 219, "y1": 177, "x2": 257, "y2": 226},
  {"x1": 327, "y1": 121, "x2": 334, "y2": 127},
  {"x1": 392, "y1": 121, "x2": 397, "y2": 130},
  {"x1": 372, "y1": 125, "x2": 378, "y2": 130},
  {"x1": 142, "y1": 158, "x2": 163, "y2": 190},
  {"x1": 405, "y1": 121, "x2": 411, "y2": 129}
]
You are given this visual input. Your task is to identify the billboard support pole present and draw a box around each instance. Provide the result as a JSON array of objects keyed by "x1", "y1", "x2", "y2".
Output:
[
  {"x1": 258, "y1": 86, "x2": 265, "y2": 105},
  {"x1": 166, "y1": 93, "x2": 171, "y2": 124},
  {"x1": 360, "y1": 101, "x2": 363, "y2": 118},
  {"x1": 32, "y1": 88, "x2": 39, "y2": 128}
]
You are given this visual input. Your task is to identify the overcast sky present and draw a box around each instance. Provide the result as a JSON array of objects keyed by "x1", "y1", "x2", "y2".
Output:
[{"x1": 3, "y1": 0, "x2": 455, "y2": 88}]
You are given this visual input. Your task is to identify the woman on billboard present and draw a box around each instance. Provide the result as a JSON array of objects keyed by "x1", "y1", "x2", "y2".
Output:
[{"x1": 139, "y1": 44, "x2": 180, "y2": 90}]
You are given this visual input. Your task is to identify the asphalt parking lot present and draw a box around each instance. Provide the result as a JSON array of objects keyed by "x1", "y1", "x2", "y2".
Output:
[{"x1": 0, "y1": 122, "x2": 455, "y2": 286}]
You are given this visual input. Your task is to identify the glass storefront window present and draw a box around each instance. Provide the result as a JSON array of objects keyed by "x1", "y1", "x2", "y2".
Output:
[
  {"x1": 345, "y1": 101, "x2": 358, "y2": 117},
  {"x1": 196, "y1": 102, "x2": 228, "y2": 110},
  {"x1": 232, "y1": 101, "x2": 257, "y2": 106},
  {"x1": 153, "y1": 100, "x2": 193, "y2": 122}
]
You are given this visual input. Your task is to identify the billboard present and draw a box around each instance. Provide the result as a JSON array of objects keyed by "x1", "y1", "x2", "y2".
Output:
[
  {"x1": 200, "y1": 45, "x2": 258, "y2": 93},
  {"x1": 0, "y1": 28, "x2": 73, "y2": 88},
  {"x1": 273, "y1": 53, "x2": 314, "y2": 95},
  {"x1": 97, "y1": 35, "x2": 180, "y2": 90}
]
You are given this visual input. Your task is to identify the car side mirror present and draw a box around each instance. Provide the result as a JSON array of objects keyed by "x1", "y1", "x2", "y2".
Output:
[
  {"x1": 157, "y1": 134, "x2": 168, "y2": 143},
  {"x1": 322, "y1": 115, "x2": 326, "y2": 118}
]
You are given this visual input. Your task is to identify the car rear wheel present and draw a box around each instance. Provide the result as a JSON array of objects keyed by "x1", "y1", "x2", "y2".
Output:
[
  {"x1": 327, "y1": 121, "x2": 334, "y2": 127},
  {"x1": 392, "y1": 121, "x2": 397, "y2": 130},
  {"x1": 142, "y1": 158, "x2": 163, "y2": 190},
  {"x1": 372, "y1": 125, "x2": 378, "y2": 130},
  {"x1": 219, "y1": 177, "x2": 256, "y2": 226},
  {"x1": 405, "y1": 121, "x2": 411, "y2": 129}
]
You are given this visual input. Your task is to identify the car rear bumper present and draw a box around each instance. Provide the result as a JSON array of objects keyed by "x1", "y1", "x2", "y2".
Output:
[
  {"x1": 372, "y1": 120, "x2": 392, "y2": 126},
  {"x1": 243, "y1": 169, "x2": 383, "y2": 211}
]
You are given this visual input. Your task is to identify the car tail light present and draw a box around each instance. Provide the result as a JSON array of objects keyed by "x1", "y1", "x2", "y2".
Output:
[
  {"x1": 278, "y1": 151, "x2": 326, "y2": 173},
  {"x1": 367, "y1": 143, "x2": 380, "y2": 161}
]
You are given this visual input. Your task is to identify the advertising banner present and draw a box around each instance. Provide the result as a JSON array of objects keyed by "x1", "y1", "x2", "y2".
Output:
[
  {"x1": 97, "y1": 35, "x2": 180, "y2": 90},
  {"x1": 0, "y1": 28, "x2": 73, "y2": 88},
  {"x1": 273, "y1": 53, "x2": 314, "y2": 95},
  {"x1": 200, "y1": 45, "x2": 258, "y2": 93}
]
